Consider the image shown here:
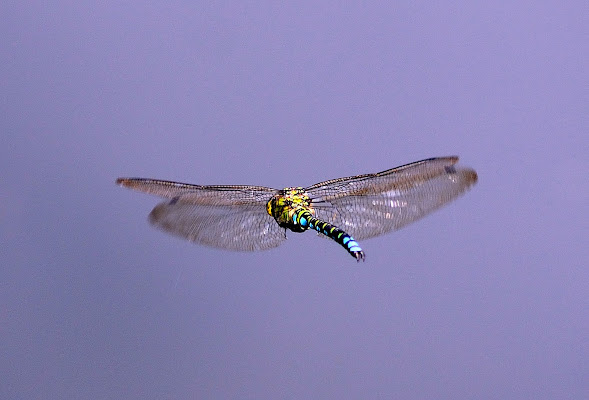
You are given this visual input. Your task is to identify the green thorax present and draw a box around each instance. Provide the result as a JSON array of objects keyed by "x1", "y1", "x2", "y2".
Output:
[{"x1": 266, "y1": 187, "x2": 314, "y2": 232}]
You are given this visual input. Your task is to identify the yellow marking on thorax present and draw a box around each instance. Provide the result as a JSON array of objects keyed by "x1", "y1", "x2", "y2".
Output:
[{"x1": 266, "y1": 187, "x2": 315, "y2": 226}]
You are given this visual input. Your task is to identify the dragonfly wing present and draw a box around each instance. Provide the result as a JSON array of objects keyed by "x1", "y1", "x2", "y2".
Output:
[
  {"x1": 117, "y1": 178, "x2": 284, "y2": 251},
  {"x1": 149, "y1": 200, "x2": 286, "y2": 251},
  {"x1": 309, "y1": 157, "x2": 477, "y2": 240},
  {"x1": 116, "y1": 178, "x2": 277, "y2": 203}
]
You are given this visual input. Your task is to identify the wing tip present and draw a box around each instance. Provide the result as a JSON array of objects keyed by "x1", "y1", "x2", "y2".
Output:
[
  {"x1": 456, "y1": 168, "x2": 478, "y2": 188},
  {"x1": 442, "y1": 157, "x2": 477, "y2": 185},
  {"x1": 466, "y1": 169, "x2": 478, "y2": 185},
  {"x1": 433, "y1": 155, "x2": 459, "y2": 164},
  {"x1": 116, "y1": 177, "x2": 146, "y2": 189}
]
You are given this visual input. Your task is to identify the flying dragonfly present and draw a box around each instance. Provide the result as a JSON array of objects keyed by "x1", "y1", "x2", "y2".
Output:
[{"x1": 116, "y1": 156, "x2": 477, "y2": 261}]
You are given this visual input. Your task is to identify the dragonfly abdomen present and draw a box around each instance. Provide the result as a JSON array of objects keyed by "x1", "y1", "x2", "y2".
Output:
[{"x1": 294, "y1": 210, "x2": 365, "y2": 262}]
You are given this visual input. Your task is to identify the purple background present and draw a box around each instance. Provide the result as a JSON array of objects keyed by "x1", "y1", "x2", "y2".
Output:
[{"x1": 2, "y1": 2, "x2": 587, "y2": 399}]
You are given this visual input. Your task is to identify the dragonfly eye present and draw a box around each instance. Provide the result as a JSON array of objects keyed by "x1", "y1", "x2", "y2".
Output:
[{"x1": 266, "y1": 199, "x2": 273, "y2": 216}]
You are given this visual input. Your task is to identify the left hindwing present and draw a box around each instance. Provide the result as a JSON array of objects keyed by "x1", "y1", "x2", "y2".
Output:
[{"x1": 149, "y1": 200, "x2": 285, "y2": 251}]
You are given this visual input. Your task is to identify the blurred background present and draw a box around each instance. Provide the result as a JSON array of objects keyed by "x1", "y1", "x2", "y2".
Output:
[{"x1": 1, "y1": 2, "x2": 587, "y2": 399}]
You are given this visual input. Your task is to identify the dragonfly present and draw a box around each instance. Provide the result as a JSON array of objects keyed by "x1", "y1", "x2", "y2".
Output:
[{"x1": 116, "y1": 156, "x2": 477, "y2": 261}]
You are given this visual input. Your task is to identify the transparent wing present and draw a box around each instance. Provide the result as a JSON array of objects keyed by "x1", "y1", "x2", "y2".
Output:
[
  {"x1": 149, "y1": 201, "x2": 285, "y2": 251},
  {"x1": 307, "y1": 157, "x2": 478, "y2": 240},
  {"x1": 117, "y1": 178, "x2": 284, "y2": 251},
  {"x1": 116, "y1": 178, "x2": 277, "y2": 203}
]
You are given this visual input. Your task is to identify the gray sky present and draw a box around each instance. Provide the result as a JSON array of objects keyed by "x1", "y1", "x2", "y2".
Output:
[{"x1": 2, "y1": 2, "x2": 587, "y2": 399}]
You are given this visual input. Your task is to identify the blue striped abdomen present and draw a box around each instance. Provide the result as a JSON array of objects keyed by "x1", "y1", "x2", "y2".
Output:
[{"x1": 294, "y1": 210, "x2": 365, "y2": 261}]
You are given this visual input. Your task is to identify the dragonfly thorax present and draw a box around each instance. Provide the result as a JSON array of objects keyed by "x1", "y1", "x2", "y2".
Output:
[{"x1": 266, "y1": 187, "x2": 314, "y2": 232}]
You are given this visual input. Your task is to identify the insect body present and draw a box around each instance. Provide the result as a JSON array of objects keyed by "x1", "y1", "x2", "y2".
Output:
[
  {"x1": 266, "y1": 187, "x2": 365, "y2": 260},
  {"x1": 116, "y1": 156, "x2": 477, "y2": 261}
]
